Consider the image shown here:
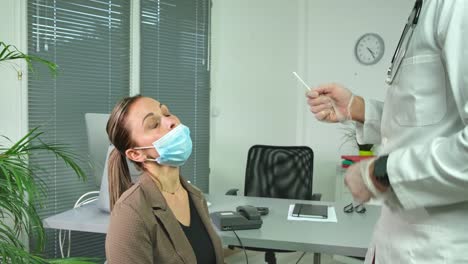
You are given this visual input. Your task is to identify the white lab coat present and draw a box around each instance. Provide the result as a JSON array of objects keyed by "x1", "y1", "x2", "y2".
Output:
[{"x1": 356, "y1": 0, "x2": 468, "y2": 263}]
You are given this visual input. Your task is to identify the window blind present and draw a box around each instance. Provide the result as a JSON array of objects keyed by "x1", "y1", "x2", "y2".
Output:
[
  {"x1": 141, "y1": 0, "x2": 211, "y2": 192},
  {"x1": 28, "y1": 0, "x2": 130, "y2": 258}
]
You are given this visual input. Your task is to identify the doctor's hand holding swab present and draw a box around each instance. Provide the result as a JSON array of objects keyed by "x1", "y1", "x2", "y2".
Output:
[{"x1": 293, "y1": 72, "x2": 359, "y2": 123}]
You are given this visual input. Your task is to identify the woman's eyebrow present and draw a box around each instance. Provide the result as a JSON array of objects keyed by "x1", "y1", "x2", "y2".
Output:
[
  {"x1": 142, "y1": 103, "x2": 164, "y2": 126},
  {"x1": 142, "y1": 113, "x2": 154, "y2": 125}
]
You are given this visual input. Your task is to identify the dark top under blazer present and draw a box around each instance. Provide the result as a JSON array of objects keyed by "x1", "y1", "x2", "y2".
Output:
[
  {"x1": 180, "y1": 195, "x2": 216, "y2": 264},
  {"x1": 105, "y1": 173, "x2": 224, "y2": 264}
]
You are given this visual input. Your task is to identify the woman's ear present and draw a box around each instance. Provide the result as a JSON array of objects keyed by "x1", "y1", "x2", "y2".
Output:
[{"x1": 125, "y1": 149, "x2": 147, "y2": 163}]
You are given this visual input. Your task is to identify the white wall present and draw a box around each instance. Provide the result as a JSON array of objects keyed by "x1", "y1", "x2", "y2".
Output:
[
  {"x1": 210, "y1": 0, "x2": 302, "y2": 195},
  {"x1": 0, "y1": 0, "x2": 28, "y2": 144},
  {"x1": 210, "y1": 0, "x2": 413, "y2": 200},
  {"x1": 0, "y1": 0, "x2": 28, "y2": 249}
]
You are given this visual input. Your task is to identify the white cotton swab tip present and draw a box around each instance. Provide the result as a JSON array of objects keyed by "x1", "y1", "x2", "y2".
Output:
[{"x1": 292, "y1": 71, "x2": 311, "y2": 91}]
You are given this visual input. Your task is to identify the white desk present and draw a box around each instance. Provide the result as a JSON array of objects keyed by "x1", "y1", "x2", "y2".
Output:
[{"x1": 44, "y1": 194, "x2": 380, "y2": 258}]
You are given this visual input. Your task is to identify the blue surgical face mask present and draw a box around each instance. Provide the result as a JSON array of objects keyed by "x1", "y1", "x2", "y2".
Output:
[{"x1": 135, "y1": 124, "x2": 192, "y2": 167}]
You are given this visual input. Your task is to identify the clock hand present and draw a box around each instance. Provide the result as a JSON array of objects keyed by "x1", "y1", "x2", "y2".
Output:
[{"x1": 367, "y1": 47, "x2": 376, "y2": 59}]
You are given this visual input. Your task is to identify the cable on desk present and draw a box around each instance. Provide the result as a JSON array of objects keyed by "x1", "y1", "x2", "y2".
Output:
[
  {"x1": 59, "y1": 191, "x2": 99, "y2": 258},
  {"x1": 232, "y1": 229, "x2": 248, "y2": 264},
  {"x1": 295, "y1": 252, "x2": 306, "y2": 263}
]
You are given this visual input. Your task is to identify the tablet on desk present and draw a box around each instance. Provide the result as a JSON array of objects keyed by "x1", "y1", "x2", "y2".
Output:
[{"x1": 292, "y1": 203, "x2": 328, "y2": 219}]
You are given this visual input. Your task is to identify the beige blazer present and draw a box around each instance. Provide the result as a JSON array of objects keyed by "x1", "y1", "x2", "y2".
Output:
[{"x1": 105, "y1": 173, "x2": 224, "y2": 264}]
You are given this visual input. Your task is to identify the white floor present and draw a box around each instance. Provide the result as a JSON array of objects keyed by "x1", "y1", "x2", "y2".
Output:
[{"x1": 224, "y1": 250, "x2": 363, "y2": 264}]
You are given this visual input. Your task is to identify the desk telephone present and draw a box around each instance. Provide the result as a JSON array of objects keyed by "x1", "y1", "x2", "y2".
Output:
[
  {"x1": 238, "y1": 205, "x2": 268, "y2": 217},
  {"x1": 210, "y1": 205, "x2": 267, "y2": 231}
]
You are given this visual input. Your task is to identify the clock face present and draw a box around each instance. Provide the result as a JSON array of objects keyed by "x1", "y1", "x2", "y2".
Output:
[{"x1": 355, "y1": 33, "x2": 385, "y2": 65}]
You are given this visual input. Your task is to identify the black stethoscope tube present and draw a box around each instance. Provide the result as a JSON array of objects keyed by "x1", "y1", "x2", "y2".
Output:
[{"x1": 386, "y1": 0, "x2": 423, "y2": 85}]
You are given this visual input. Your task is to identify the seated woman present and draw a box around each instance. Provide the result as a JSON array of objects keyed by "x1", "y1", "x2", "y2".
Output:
[{"x1": 105, "y1": 95, "x2": 223, "y2": 264}]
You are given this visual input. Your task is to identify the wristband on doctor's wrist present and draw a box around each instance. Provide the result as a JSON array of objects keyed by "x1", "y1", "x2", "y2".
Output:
[{"x1": 373, "y1": 155, "x2": 390, "y2": 188}]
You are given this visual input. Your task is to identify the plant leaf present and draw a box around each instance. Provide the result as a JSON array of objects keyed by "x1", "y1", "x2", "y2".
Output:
[
  {"x1": 0, "y1": 41, "x2": 58, "y2": 77},
  {"x1": 0, "y1": 126, "x2": 89, "y2": 258}
]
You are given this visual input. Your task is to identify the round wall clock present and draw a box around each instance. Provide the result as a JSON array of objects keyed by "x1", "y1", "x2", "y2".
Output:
[{"x1": 354, "y1": 33, "x2": 385, "y2": 65}]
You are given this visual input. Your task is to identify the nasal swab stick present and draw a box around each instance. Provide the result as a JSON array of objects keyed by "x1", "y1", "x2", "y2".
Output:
[
  {"x1": 293, "y1": 71, "x2": 345, "y2": 121},
  {"x1": 292, "y1": 72, "x2": 311, "y2": 91}
]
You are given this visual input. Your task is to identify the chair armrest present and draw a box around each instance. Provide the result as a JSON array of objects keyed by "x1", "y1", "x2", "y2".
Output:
[
  {"x1": 311, "y1": 193, "x2": 322, "y2": 201},
  {"x1": 225, "y1": 188, "x2": 239, "y2": 196}
]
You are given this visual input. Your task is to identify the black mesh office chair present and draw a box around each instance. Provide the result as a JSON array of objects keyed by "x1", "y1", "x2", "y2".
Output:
[{"x1": 226, "y1": 145, "x2": 321, "y2": 264}]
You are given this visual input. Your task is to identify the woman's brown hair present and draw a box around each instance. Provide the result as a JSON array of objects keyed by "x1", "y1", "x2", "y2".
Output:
[{"x1": 106, "y1": 95, "x2": 143, "y2": 211}]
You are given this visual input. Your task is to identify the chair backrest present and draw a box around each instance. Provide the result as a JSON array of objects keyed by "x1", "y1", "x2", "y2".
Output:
[
  {"x1": 85, "y1": 113, "x2": 142, "y2": 213},
  {"x1": 85, "y1": 113, "x2": 111, "y2": 187},
  {"x1": 244, "y1": 145, "x2": 314, "y2": 200}
]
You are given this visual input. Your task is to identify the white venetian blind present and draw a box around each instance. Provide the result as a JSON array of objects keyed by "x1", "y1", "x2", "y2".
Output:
[
  {"x1": 28, "y1": 0, "x2": 130, "y2": 258},
  {"x1": 141, "y1": 0, "x2": 211, "y2": 191}
]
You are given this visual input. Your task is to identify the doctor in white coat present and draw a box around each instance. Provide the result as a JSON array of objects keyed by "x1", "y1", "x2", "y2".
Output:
[{"x1": 306, "y1": 0, "x2": 468, "y2": 263}]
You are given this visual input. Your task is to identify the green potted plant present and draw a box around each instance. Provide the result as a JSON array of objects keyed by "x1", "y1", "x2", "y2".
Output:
[
  {"x1": 0, "y1": 41, "x2": 97, "y2": 263},
  {"x1": 339, "y1": 123, "x2": 374, "y2": 156}
]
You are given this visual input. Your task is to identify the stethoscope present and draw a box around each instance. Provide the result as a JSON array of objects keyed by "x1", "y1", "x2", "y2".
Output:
[{"x1": 386, "y1": 0, "x2": 423, "y2": 85}]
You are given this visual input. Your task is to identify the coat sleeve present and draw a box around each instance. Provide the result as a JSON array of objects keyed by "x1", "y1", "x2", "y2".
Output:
[
  {"x1": 387, "y1": 0, "x2": 468, "y2": 210},
  {"x1": 106, "y1": 203, "x2": 154, "y2": 264},
  {"x1": 355, "y1": 98, "x2": 384, "y2": 145}
]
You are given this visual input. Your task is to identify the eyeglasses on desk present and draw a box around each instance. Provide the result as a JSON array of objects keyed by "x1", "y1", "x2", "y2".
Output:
[{"x1": 343, "y1": 203, "x2": 366, "y2": 214}]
